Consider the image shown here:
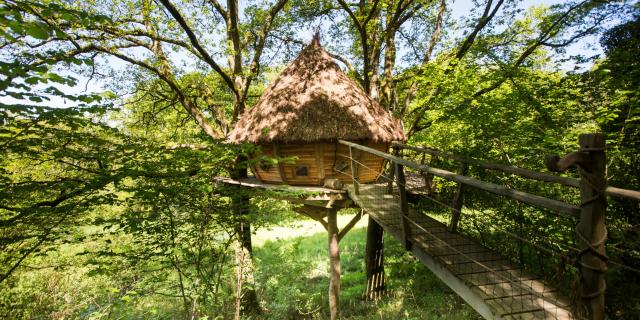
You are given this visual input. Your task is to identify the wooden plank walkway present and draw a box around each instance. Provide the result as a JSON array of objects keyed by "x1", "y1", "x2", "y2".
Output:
[{"x1": 346, "y1": 183, "x2": 573, "y2": 320}]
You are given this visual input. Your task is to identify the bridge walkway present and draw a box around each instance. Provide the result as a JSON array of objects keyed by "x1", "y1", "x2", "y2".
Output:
[{"x1": 347, "y1": 183, "x2": 572, "y2": 320}]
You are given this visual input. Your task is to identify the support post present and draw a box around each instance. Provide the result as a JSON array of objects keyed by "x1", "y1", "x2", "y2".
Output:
[
  {"x1": 395, "y1": 162, "x2": 412, "y2": 250},
  {"x1": 449, "y1": 163, "x2": 468, "y2": 233},
  {"x1": 386, "y1": 147, "x2": 399, "y2": 194},
  {"x1": 327, "y1": 208, "x2": 341, "y2": 320},
  {"x1": 545, "y1": 133, "x2": 608, "y2": 320},
  {"x1": 419, "y1": 148, "x2": 436, "y2": 195},
  {"x1": 349, "y1": 146, "x2": 359, "y2": 195},
  {"x1": 365, "y1": 217, "x2": 385, "y2": 300},
  {"x1": 425, "y1": 153, "x2": 438, "y2": 195},
  {"x1": 577, "y1": 133, "x2": 607, "y2": 320}
]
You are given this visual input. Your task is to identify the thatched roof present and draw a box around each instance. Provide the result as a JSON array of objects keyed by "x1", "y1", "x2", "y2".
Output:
[{"x1": 228, "y1": 36, "x2": 405, "y2": 144}]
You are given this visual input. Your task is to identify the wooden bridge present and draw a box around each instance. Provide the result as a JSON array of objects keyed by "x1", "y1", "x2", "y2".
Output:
[
  {"x1": 339, "y1": 134, "x2": 639, "y2": 320},
  {"x1": 348, "y1": 183, "x2": 572, "y2": 319},
  {"x1": 219, "y1": 133, "x2": 640, "y2": 320}
]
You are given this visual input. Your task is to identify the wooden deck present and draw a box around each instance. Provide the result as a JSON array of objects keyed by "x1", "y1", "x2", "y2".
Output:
[
  {"x1": 214, "y1": 176, "x2": 346, "y2": 194},
  {"x1": 346, "y1": 183, "x2": 573, "y2": 320}
]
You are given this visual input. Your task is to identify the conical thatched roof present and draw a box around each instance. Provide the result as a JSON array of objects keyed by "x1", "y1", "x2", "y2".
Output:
[{"x1": 228, "y1": 36, "x2": 405, "y2": 144}]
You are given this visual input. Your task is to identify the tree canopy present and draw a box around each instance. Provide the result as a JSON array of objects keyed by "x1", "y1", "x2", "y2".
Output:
[{"x1": 1, "y1": 0, "x2": 639, "y2": 318}]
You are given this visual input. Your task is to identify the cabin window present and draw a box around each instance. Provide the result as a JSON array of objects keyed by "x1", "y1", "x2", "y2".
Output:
[{"x1": 295, "y1": 166, "x2": 308, "y2": 177}]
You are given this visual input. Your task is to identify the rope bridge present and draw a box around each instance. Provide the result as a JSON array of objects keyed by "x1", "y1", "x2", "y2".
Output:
[{"x1": 337, "y1": 134, "x2": 640, "y2": 320}]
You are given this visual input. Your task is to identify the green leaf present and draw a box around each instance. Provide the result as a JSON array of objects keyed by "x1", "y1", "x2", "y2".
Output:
[
  {"x1": 24, "y1": 77, "x2": 40, "y2": 85},
  {"x1": 26, "y1": 24, "x2": 49, "y2": 40}
]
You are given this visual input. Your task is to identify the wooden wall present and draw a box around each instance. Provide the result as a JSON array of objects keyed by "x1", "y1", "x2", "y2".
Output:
[{"x1": 252, "y1": 141, "x2": 388, "y2": 186}]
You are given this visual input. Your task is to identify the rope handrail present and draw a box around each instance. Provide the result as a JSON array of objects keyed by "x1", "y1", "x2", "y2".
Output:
[
  {"x1": 338, "y1": 140, "x2": 580, "y2": 219},
  {"x1": 391, "y1": 141, "x2": 640, "y2": 201}
]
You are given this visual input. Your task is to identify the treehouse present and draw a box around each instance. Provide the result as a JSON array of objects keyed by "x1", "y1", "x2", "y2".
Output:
[{"x1": 228, "y1": 36, "x2": 405, "y2": 186}]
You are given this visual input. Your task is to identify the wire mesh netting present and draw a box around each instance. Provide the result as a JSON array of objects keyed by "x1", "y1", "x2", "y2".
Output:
[{"x1": 336, "y1": 141, "x2": 640, "y2": 320}]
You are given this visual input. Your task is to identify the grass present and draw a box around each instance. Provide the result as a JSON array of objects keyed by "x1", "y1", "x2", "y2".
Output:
[
  {"x1": 252, "y1": 213, "x2": 482, "y2": 319},
  {"x1": 2, "y1": 212, "x2": 482, "y2": 319}
]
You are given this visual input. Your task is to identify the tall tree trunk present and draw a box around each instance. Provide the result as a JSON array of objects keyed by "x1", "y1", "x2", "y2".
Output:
[
  {"x1": 368, "y1": 18, "x2": 382, "y2": 101},
  {"x1": 382, "y1": 24, "x2": 397, "y2": 111},
  {"x1": 231, "y1": 158, "x2": 260, "y2": 317},
  {"x1": 398, "y1": 0, "x2": 446, "y2": 117}
]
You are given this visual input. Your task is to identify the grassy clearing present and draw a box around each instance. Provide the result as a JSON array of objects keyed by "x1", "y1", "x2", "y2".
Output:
[
  {"x1": 253, "y1": 213, "x2": 481, "y2": 319},
  {"x1": 2, "y1": 213, "x2": 481, "y2": 319}
]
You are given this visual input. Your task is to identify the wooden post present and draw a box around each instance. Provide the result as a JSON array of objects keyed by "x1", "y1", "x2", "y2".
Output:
[
  {"x1": 395, "y1": 162, "x2": 412, "y2": 250},
  {"x1": 425, "y1": 153, "x2": 438, "y2": 195},
  {"x1": 327, "y1": 208, "x2": 341, "y2": 320},
  {"x1": 349, "y1": 146, "x2": 359, "y2": 195},
  {"x1": 449, "y1": 163, "x2": 468, "y2": 233},
  {"x1": 365, "y1": 217, "x2": 385, "y2": 300},
  {"x1": 386, "y1": 147, "x2": 399, "y2": 194},
  {"x1": 577, "y1": 133, "x2": 607, "y2": 320}
]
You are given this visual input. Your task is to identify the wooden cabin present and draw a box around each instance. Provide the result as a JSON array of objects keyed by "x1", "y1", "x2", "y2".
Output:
[{"x1": 228, "y1": 36, "x2": 405, "y2": 186}]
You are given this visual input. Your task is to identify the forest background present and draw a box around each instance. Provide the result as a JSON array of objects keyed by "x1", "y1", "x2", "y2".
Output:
[{"x1": 1, "y1": 0, "x2": 638, "y2": 319}]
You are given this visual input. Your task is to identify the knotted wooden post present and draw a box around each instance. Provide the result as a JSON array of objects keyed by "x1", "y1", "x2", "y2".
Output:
[
  {"x1": 577, "y1": 134, "x2": 607, "y2": 320},
  {"x1": 547, "y1": 133, "x2": 607, "y2": 320},
  {"x1": 395, "y1": 162, "x2": 412, "y2": 251}
]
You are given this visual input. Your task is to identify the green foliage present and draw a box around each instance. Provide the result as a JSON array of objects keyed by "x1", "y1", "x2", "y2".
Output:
[{"x1": 1, "y1": 0, "x2": 639, "y2": 319}]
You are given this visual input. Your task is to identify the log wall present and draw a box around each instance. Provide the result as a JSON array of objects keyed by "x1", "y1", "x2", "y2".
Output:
[{"x1": 252, "y1": 141, "x2": 388, "y2": 186}]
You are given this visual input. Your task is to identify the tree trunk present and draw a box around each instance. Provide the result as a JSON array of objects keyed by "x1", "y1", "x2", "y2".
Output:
[
  {"x1": 327, "y1": 208, "x2": 341, "y2": 320},
  {"x1": 381, "y1": 3, "x2": 396, "y2": 111},
  {"x1": 231, "y1": 157, "x2": 260, "y2": 317}
]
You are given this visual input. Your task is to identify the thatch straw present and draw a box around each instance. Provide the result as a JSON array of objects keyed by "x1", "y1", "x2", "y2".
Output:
[{"x1": 228, "y1": 36, "x2": 405, "y2": 144}]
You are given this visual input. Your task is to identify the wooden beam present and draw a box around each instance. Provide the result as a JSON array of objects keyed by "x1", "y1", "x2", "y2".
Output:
[
  {"x1": 605, "y1": 186, "x2": 640, "y2": 201},
  {"x1": 214, "y1": 176, "x2": 346, "y2": 195},
  {"x1": 349, "y1": 146, "x2": 360, "y2": 195},
  {"x1": 294, "y1": 205, "x2": 329, "y2": 231},
  {"x1": 337, "y1": 209, "x2": 364, "y2": 242},
  {"x1": 338, "y1": 140, "x2": 580, "y2": 218},
  {"x1": 392, "y1": 141, "x2": 640, "y2": 201}
]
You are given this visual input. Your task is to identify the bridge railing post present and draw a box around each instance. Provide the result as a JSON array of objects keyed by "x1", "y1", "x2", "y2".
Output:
[
  {"x1": 349, "y1": 145, "x2": 360, "y2": 195},
  {"x1": 449, "y1": 163, "x2": 468, "y2": 233},
  {"x1": 421, "y1": 147, "x2": 437, "y2": 195},
  {"x1": 386, "y1": 146, "x2": 399, "y2": 194},
  {"x1": 577, "y1": 133, "x2": 607, "y2": 320},
  {"x1": 395, "y1": 162, "x2": 412, "y2": 251},
  {"x1": 547, "y1": 133, "x2": 608, "y2": 320}
]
